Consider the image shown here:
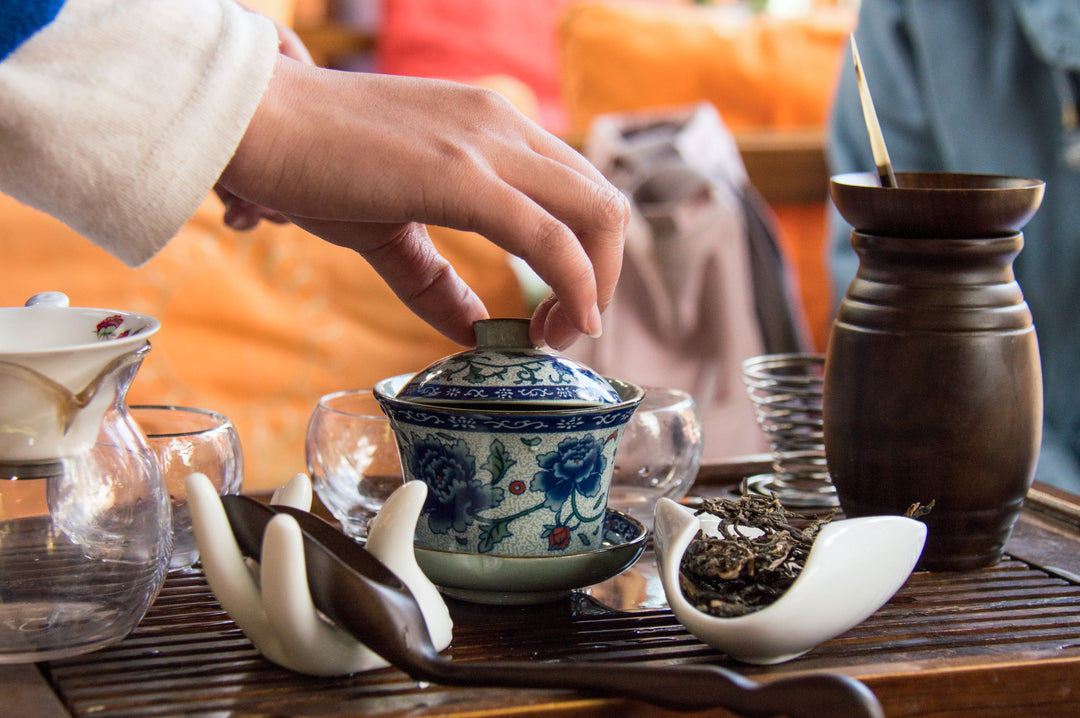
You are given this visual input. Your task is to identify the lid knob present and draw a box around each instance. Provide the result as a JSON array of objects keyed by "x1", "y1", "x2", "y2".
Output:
[{"x1": 474, "y1": 318, "x2": 534, "y2": 349}]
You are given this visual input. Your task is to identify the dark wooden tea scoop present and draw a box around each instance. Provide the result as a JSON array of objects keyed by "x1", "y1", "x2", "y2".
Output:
[{"x1": 221, "y1": 495, "x2": 884, "y2": 718}]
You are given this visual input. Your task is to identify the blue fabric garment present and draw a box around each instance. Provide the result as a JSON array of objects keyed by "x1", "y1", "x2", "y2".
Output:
[
  {"x1": 827, "y1": 0, "x2": 1080, "y2": 493},
  {"x1": 0, "y1": 0, "x2": 64, "y2": 60}
]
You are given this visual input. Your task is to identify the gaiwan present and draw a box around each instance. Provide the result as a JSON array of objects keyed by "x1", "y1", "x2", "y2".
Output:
[{"x1": 374, "y1": 318, "x2": 643, "y2": 557}]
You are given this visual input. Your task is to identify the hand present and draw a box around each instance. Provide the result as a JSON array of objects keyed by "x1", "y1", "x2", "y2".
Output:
[{"x1": 217, "y1": 56, "x2": 629, "y2": 349}]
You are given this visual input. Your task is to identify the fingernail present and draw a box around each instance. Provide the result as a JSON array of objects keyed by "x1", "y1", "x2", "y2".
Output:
[{"x1": 587, "y1": 304, "x2": 603, "y2": 338}]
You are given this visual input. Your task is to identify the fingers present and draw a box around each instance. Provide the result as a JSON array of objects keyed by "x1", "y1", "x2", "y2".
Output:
[
  {"x1": 416, "y1": 91, "x2": 628, "y2": 342},
  {"x1": 222, "y1": 66, "x2": 629, "y2": 347},
  {"x1": 291, "y1": 218, "x2": 488, "y2": 346},
  {"x1": 443, "y1": 157, "x2": 626, "y2": 345},
  {"x1": 529, "y1": 295, "x2": 579, "y2": 351},
  {"x1": 488, "y1": 153, "x2": 629, "y2": 340},
  {"x1": 215, "y1": 184, "x2": 290, "y2": 230},
  {"x1": 222, "y1": 201, "x2": 289, "y2": 230},
  {"x1": 271, "y1": 20, "x2": 314, "y2": 66}
]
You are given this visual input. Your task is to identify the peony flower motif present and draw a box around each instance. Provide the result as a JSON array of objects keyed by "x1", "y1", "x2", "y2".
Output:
[
  {"x1": 409, "y1": 435, "x2": 502, "y2": 535},
  {"x1": 544, "y1": 524, "x2": 572, "y2": 551},
  {"x1": 530, "y1": 435, "x2": 606, "y2": 513}
]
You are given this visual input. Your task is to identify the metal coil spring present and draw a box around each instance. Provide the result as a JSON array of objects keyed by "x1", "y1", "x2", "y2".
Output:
[{"x1": 741, "y1": 353, "x2": 834, "y2": 507}]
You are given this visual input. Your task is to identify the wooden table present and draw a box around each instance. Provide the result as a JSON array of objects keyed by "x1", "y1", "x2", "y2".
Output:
[{"x1": 6, "y1": 462, "x2": 1080, "y2": 717}]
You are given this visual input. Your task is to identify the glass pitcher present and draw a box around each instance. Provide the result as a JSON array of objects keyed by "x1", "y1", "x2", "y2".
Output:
[{"x1": 0, "y1": 293, "x2": 171, "y2": 662}]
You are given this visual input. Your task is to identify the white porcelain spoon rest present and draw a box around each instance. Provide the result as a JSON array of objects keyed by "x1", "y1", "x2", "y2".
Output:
[
  {"x1": 653, "y1": 498, "x2": 926, "y2": 664},
  {"x1": 188, "y1": 473, "x2": 452, "y2": 676}
]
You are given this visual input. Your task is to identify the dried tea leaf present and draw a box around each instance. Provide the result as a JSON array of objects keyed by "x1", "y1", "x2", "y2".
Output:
[
  {"x1": 904, "y1": 500, "x2": 935, "y2": 519},
  {"x1": 679, "y1": 494, "x2": 836, "y2": 618}
]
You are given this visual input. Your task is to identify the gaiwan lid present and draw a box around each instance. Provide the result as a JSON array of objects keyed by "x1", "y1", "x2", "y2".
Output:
[{"x1": 398, "y1": 318, "x2": 621, "y2": 409}]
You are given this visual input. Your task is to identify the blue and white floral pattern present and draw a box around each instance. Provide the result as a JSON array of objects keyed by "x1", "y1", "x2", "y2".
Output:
[
  {"x1": 400, "y1": 349, "x2": 622, "y2": 406},
  {"x1": 402, "y1": 429, "x2": 618, "y2": 555},
  {"x1": 379, "y1": 374, "x2": 642, "y2": 556},
  {"x1": 407, "y1": 434, "x2": 502, "y2": 535},
  {"x1": 531, "y1": 435, "x2": 607, "y2": 514},
  {"x1": 379, "y1": 399, "x2": 637, "y2": 435}
]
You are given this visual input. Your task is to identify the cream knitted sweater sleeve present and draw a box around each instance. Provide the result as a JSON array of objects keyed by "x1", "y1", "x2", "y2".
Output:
[{"x1": 0, "y1": 0, "x2": 278, "y2": 266}]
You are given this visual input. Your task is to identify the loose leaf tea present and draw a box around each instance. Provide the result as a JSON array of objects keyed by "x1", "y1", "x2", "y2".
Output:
[{"x1": 679, "y1": 495, "x2": 837, "y2": 618}]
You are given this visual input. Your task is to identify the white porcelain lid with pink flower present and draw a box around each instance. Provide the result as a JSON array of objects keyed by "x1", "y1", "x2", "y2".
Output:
[
  {"x1": 0, "y1": 291, "x2": 160, "y2": 462},
  {"x1": 397, "y1": 318, "x2": 622, "y2": 409}
]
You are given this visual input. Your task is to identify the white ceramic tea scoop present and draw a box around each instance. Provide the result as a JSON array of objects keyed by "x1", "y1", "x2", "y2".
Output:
[
  {"x1": 653, "y1": 498, "x2": 925, "y2": 665},
  {"x1": 188, "y1": 473, "x2": 452, "y2": 676}
]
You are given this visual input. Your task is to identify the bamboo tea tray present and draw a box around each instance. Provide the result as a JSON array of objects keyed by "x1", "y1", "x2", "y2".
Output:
[{"x1": 11, "y1": 460, "x2": 1080, "y2": 717}]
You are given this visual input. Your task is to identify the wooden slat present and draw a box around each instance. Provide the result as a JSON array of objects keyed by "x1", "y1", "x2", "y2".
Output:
[{"x1": 39, "y1": 541, "x2": 1080, "y2": 717}]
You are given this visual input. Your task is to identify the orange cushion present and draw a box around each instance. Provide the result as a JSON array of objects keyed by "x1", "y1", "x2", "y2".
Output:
[
  {"x1": 0, "y1": 193, "x2": 523, "y2": 491},
  {"x1": 560, "y1": 3, "x2": 853, "y2": 135}
]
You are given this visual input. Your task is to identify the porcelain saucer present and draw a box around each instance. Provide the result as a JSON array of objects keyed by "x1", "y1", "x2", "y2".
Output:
[{"x1": 414, "y1": 510, "x2": 648, "y2": 605}]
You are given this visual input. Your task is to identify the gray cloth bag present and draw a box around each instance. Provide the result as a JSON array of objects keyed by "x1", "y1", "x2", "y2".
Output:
[{"x1": 566, "y1": 103, "x2": 809, "y2": 460}]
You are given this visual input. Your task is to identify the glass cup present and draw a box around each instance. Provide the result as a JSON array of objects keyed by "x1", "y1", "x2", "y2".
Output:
[
  {"x1": 306, "y1": 389, "x2": 404, "y2": 540},
  {"x1": 740, "y1": 353, "x2": 837, "y2": 509},
  {"x1": 608, "y1": 387, "x2": 703, "y2": 530},
  {"x1": 131, "y1": 405, "x2": 244, "y2": 570}
]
